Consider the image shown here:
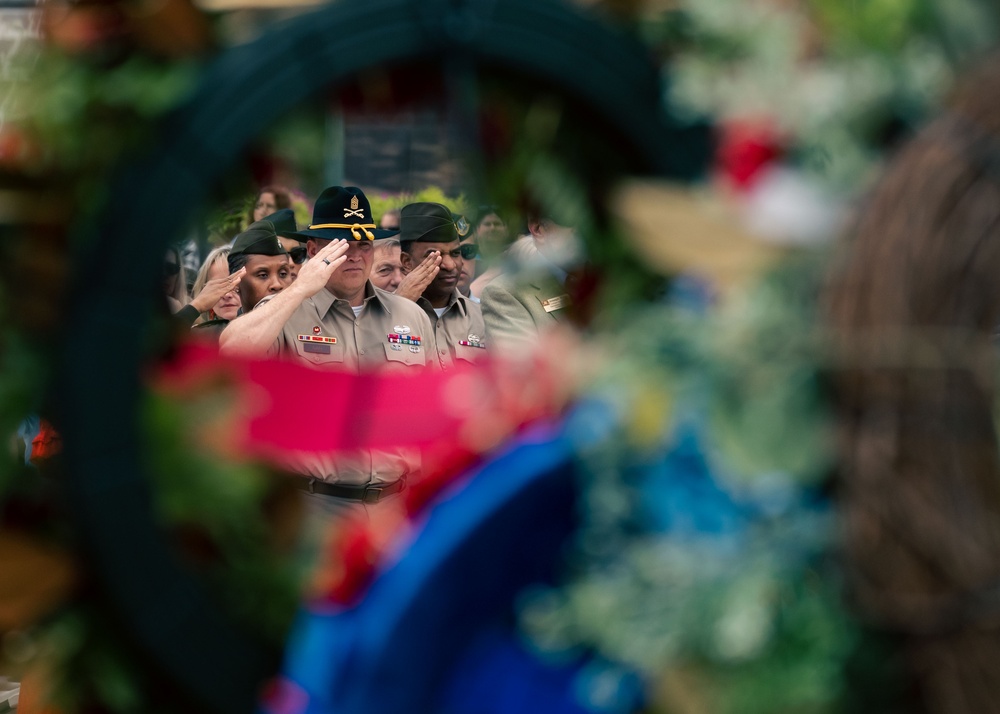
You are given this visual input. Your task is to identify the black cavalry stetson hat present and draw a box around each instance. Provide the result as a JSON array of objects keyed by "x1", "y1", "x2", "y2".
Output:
[
  {"x1": 400, "y1": 202, "x2": 460, "y2": 244},
  {"x1": 293, "y1": 186, "x2": 398, "y2": 241}
]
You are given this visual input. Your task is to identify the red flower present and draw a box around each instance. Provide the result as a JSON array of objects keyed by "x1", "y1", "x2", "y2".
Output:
[{"x1": 715, "y1": 119, "x2": 785, "y2": 192}]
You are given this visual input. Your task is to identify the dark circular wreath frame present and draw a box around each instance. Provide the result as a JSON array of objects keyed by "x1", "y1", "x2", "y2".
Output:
[{"x1": 58, "y1": 0, "x2": 706, "y2": 711}]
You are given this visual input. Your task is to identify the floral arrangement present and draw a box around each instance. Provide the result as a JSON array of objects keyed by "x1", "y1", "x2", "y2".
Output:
[
  {"x1": 660, "y1": 0, "x2": 998, "y2": 193},
  {"x1": 515, "y1": 253, "x2": 878, "y2": 714}
]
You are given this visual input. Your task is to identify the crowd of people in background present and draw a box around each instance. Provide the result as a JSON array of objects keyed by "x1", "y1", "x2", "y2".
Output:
[
  {"x1": 158, "y1": 181, "x2": 581, "y2": 525},
  {"x1": 168, "y1": 184, "x2": 560, "y2": 346}
]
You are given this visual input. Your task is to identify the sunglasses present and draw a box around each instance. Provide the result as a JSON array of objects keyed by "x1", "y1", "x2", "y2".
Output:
[
  {"x1": 163, "y1": 262, "x2": 180, "y2": 277},
  {"x1": 289, "y1": 246, "x2": 308, "y2": 264},
  {"x1": 459, "y1": 243, "x2": 480, "y2": 260}
]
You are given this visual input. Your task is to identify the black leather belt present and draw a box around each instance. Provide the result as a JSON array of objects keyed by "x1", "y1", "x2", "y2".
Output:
[{"x1": 297, "y1": 477, "x2": 406, "y2": 504}]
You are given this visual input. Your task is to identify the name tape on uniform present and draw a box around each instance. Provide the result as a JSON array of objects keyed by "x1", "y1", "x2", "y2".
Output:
[{"x1": 540, "y1": 294, "x2": 570, "y2": 313}]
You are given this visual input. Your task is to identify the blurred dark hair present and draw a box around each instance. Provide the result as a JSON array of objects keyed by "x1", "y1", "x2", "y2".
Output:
[
  {"x1": 474, "y1": 205, "x2": 504, "y2": 228},
  {"x1": 247, "y1": 185, "x2": 293, "y2": 226},
  {"x1": 228, "y1": 251, "x2": 249, "y2": 275}
]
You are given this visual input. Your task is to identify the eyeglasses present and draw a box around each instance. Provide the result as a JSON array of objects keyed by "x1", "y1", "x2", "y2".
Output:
[
  {"x1": 459, "y1": 243, "x2": 480, "y2": 260},
  {"x1": 289, "y1": 246, "x2": 308, "y2": 264},
  {"x1": 163, "y1": 262, "x2": 180, "y2": 277}
]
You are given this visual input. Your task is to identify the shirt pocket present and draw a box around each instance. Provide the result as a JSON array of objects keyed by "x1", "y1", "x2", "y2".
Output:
[
  {"x1": 455, "y1": 343, "x2": 486, "y2": 364},
  {"x1": 295, "y1": 339, "x2": 346, "y2": 366},
  {"x1": 382, "y1": 341, "x2": 426, "y2": 367}
]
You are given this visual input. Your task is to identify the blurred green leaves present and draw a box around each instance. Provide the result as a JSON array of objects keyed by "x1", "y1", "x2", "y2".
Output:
[
  {"x1": 15, "y1": 51, "x2": 198, "y2": 228},
  {"x1": 142, "y1": 391, "x2": 300, "y2": 643},
  {"x1": 366, "y1": 185, "x2": 469, "y2": 224}
]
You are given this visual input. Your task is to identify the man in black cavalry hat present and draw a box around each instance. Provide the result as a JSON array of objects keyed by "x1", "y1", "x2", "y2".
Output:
[{"x1": 220, "y1": 186, "x2": 437, "y2": 514}]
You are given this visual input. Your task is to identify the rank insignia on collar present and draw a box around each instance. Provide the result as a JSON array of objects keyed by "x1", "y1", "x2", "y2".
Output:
[
  {"x1": 388, "y1": 333, "x2": 422, "y2": 345},
  {"x1": 298, "y1": 334, "x2": 338, "y2": 344},
  {"x1": 540, "y1": 294, "x2": 570, "y2": 313}
]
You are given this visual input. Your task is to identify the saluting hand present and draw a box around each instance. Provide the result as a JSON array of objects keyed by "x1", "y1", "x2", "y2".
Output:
[
  {"x1": 190, "y1": 267, "x2": 245, "y2": 313},
  {"x1": 395, "y1": 251, "x2": 441, "y2": 302},
  {"x1": 292, "y1": 240, "x2": 350, "y2": 297}
]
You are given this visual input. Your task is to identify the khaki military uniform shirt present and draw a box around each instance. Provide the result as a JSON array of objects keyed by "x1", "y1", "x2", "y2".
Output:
[
  {"x1": 415, "y1": 290, "x2": 488, "y2": 369},
  {"x1": 480, "y1": 269, "x2": 569, "y2": 356},
  {"x1": 262, "y1": 281, "x2": 437, "y2": 487}
]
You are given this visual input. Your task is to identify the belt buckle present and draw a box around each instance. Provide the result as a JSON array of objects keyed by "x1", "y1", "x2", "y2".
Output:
[{"x1": 362, "y1": 484, "x2": 384, "y2": 504}]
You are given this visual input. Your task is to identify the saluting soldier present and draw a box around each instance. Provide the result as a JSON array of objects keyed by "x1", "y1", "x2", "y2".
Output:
[
  {"x1": 227, "y1": 217, "x2": 293, "y2": 314},
  {"x1": 398, "y1": 202, "x2": 487, "y2": 367},
  {"x1": 220, "y1": 186, "x2": 437, "y2": 515}
]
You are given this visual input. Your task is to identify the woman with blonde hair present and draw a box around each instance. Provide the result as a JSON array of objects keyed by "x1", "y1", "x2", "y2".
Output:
[{"x1": 174, "y1": 246, "x2": 245, "y2": 326}]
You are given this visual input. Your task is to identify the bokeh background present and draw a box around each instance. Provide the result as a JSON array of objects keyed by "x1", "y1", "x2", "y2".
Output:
[{"x1": 2, "y1": 0, "x2": 1000, "y2": 712}]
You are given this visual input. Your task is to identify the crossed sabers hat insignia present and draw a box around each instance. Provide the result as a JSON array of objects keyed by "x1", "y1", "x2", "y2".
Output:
[{"x1": 344, "y1": 195, "x2": 364, "y2": 219}]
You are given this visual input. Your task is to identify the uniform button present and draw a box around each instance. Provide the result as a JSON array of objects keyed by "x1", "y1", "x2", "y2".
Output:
[{"x1": 360, "y1": 349, "x2": 365, "y2": 355}]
